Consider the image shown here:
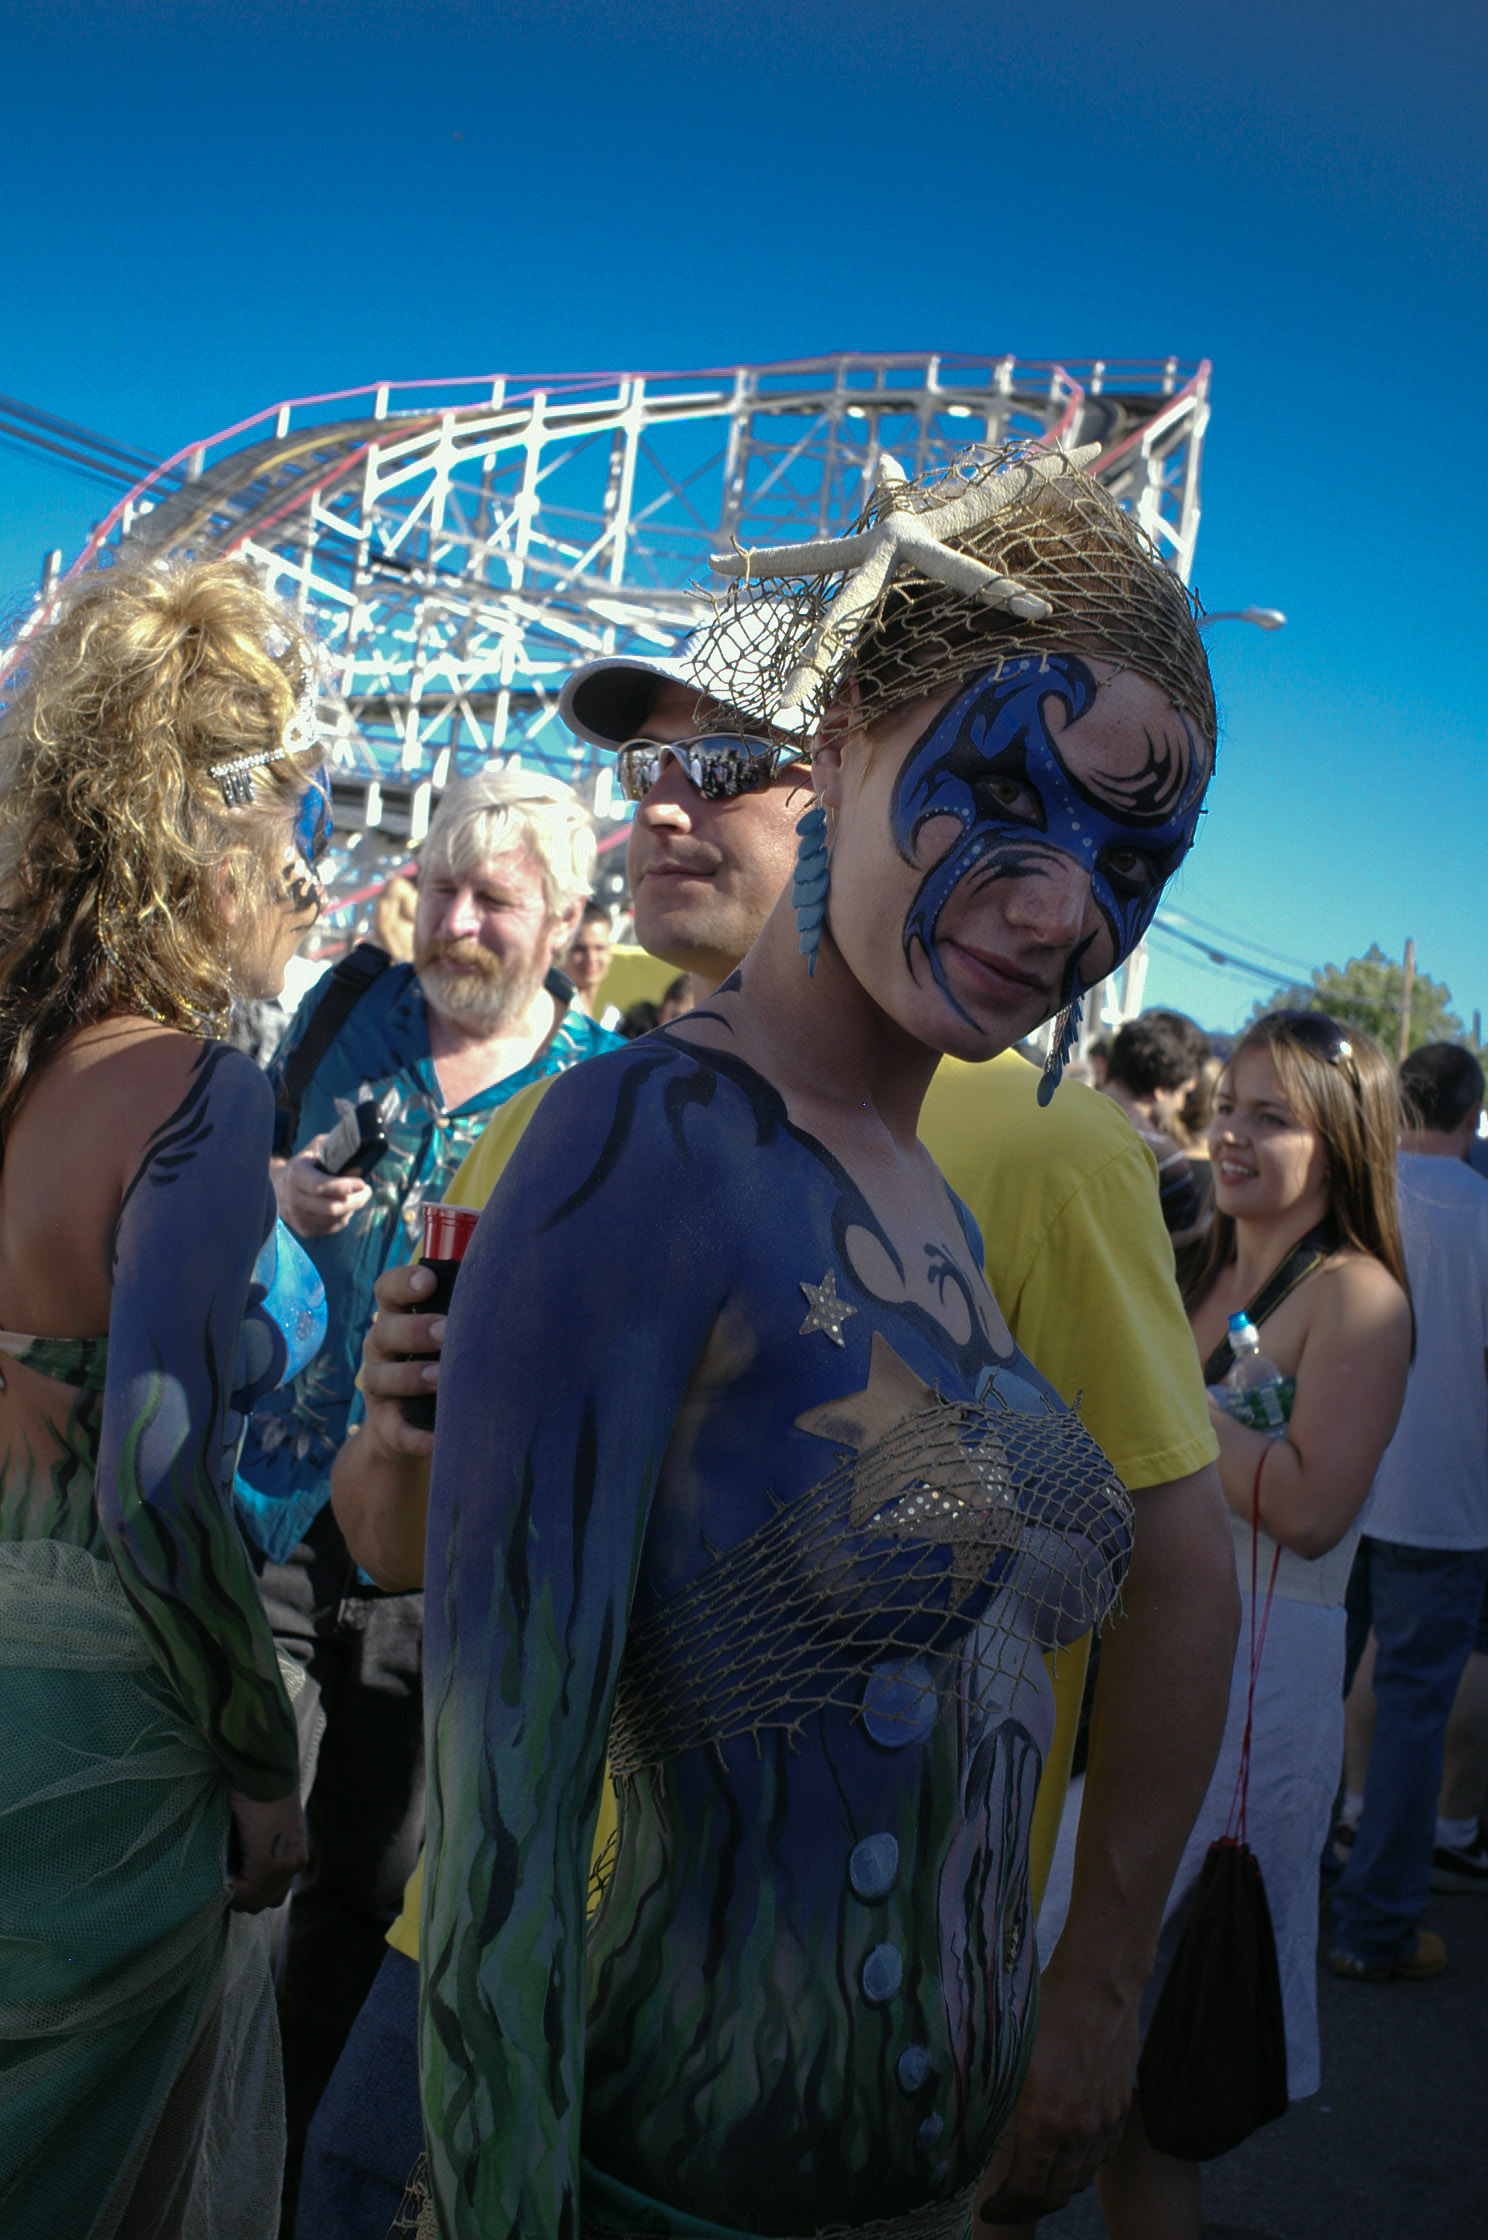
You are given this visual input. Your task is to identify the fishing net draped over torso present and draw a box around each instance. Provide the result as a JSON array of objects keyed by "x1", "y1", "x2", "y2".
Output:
[{"x1": 609, "y1": 1363, "x2": 1130, "y2": 1779}]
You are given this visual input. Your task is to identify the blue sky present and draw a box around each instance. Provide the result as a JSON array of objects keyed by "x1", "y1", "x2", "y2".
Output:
[{"x1": 3, "y1": 0, "x2": 1483, "y2": 1033}]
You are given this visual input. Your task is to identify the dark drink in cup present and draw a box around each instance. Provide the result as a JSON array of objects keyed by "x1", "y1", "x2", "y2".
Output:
[{"x1": 401, "y1": 1202, "x2": 481, "y2": 1430}]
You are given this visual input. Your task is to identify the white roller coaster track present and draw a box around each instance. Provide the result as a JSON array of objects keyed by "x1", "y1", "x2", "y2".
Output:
[{"x1": 9, "y1": 354, "x2": 1209, "y2": 878}]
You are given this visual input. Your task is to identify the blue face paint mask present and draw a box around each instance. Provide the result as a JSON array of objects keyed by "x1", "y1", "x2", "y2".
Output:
[
  {"x1": 890, "y1": 654, "x2": 1207, "y2": 1029},
  {"x1": 294, "y1": 765, "x2": 332, "y2": 873}
]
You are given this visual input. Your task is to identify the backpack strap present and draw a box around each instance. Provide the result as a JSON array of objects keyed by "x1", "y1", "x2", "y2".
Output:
[
  {"x1": 273, "y1": 943, "x2": 393, "y2": 1153},
  {"x1": 1201, "y1": 1217, "x2": 1341, "y2": 1384}
]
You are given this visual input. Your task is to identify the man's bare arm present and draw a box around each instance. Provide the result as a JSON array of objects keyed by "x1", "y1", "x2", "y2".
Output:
[
  {"x1": 980, "y1": 1462, "x2": 1239, "y2": 2225},
  {"x1": 328, "y1": 1262, "x2": 442, "y2": 1592}
]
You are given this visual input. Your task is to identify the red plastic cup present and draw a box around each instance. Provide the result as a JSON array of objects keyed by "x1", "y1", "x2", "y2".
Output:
[
  {"x1": 401, "y1": 1202, "x2": 481, "y2": 1429},
  {"x1": 422, "y1": 1202, "x2": 481, "y2": 1266}
]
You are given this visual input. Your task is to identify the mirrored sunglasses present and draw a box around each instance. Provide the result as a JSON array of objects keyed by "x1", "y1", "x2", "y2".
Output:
[{"x1": 614, "y1": 734, "x2": 791, "y2": 803}]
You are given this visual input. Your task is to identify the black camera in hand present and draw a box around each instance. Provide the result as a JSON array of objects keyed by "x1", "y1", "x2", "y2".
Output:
[{"x1": 318, "y1": 1099, "x2": 390, "y2": 1179}]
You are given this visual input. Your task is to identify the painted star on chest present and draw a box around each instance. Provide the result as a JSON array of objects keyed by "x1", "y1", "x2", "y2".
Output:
[
  {"x1": 798, "y1": 1268, "x2": 857, "y2": 1347},
  {"x1": 796, "y1": 1332, "x2": 1021, "y2": 1607}
]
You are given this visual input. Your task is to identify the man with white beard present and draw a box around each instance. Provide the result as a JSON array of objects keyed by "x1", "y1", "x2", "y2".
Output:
[{"x1": 235, "y1": 768, "x2": 621, "y2": 2232}]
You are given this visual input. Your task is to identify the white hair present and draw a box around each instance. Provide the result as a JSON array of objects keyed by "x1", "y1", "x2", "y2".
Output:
[{"x1": 424, "y1": 766, "x2": 596, "y2": 920}]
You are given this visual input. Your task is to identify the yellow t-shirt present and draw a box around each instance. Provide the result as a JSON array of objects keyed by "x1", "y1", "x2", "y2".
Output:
[
  {"x1": 921, "y1": 1054, "x2": 1217, "y2": 1490},
  {"x1": 920, "y1": 1052, "x2": 1218, "y2": 1883},
  {"x1": 386, "y1": 1080, "x2": 602, "y2": 1961},
  {"x1": 593, "y1": 944, "x2": 680, "y2": 1022},
  {"x1": 387, "y1": 1047, "x2": 1216, "y2": 1960}
]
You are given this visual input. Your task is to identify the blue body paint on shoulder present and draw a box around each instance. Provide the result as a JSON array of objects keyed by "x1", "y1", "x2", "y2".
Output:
[{"x1": 84, "y1": 1043, "x2": 311, "y2": 1793}]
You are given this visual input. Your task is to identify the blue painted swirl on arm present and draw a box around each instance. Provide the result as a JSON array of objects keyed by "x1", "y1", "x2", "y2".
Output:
[{"x1": 99, "y1": 1044, "x2": 302, "y2": 1798}]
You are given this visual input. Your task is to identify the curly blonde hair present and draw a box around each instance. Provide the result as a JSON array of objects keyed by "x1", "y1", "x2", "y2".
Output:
[{"x1": 0, "y1": 553, "x2": 325, "y2": 1137}]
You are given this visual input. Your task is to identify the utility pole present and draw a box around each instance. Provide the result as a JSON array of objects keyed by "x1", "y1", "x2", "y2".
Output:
[{"x1": 1397, "y1": 937, "x2": 1416, "y2": 1063}]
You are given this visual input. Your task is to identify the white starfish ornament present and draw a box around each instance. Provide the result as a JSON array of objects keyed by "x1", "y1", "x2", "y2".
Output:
[{"x1": 711, "y1": 442, "x2": 1102, "y2": 715}]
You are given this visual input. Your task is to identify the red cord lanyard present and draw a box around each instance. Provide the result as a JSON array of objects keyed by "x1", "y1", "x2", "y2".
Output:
[{"x1": 1227, "y1": 1449, "x2": 1282, "y2": 1846}]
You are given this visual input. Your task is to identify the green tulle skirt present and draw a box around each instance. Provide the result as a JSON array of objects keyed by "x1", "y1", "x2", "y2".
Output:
[{"x1": 0, "y1": 1540, "x2": 284, "y2": 2239}]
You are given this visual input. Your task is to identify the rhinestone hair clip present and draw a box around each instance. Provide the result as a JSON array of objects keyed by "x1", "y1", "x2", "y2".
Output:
[{"x1": 210, "y1": 675, "x2": 319, "y2": 807}]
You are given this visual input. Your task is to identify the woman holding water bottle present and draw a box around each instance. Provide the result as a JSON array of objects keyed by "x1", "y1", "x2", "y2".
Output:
[{"x1": 1094, "y1": 1011, "x2": 1412, "y2": 2239}]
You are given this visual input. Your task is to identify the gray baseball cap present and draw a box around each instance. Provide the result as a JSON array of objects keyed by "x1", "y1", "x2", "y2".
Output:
[
  {"x1": 559, "y1": 650, "x2": 698, "y2": 750},
  {"x1": 558, "y1": 619, "x2": 808, "y2": 751}
]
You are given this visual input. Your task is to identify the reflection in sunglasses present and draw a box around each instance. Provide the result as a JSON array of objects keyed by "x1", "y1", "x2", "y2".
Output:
[{"x1": 615, "y1": 734, "x2": 788, "y2": 804}]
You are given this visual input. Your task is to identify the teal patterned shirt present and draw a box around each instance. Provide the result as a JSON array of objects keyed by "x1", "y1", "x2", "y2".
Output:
[{"x1": 236, "y1": 960, "x2": 621, "y2": 1562}]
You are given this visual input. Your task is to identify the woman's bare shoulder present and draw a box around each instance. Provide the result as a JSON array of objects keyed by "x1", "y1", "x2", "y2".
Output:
[
  {"x1": 54, "y1": 1018, "x2": 260, "y2": 1095},
  {"x1": 42, "y1": 1016, "x2": 198, "y2": 1084},
  {"x1": 1312, "y1": 1246, "x2": 1412, "y2": 1343},
  {"x1": 0, "y1": 1028, "x2": 270, "y2": 1334},
  {"x1": 12, "y1": 1024, "x2": 269, "y2": 1184}
]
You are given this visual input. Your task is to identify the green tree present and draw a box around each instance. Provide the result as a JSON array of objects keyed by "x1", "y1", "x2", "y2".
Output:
[{"x1": 1251, "y1": 944, "x2": 1462, "y2": 1053}]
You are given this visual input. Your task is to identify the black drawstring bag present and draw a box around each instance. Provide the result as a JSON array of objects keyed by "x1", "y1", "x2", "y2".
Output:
[
  {"x1": 1137, "y1": 1834, "x2": 1289, "y2": 2157},
  {"x1": 1136, "y1": 1456, "x2": 1290, "y2": 2160}
]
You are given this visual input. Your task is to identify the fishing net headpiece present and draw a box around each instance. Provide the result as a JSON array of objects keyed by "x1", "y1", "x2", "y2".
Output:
[{"x1": 704, "y1": 441, "x2": 1216, "y2": 752}]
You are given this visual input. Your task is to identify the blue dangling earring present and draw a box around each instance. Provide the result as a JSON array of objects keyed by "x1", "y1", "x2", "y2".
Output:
[
  {"x1": 792, "y1": 801, "x2": 829, "y2": 976},
  {"x1": 1037, "y1": 992, "x2": 1083, "y2": 1107}
]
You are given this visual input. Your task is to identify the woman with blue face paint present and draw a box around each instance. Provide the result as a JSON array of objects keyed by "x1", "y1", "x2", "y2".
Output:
[
  {"x1": 0, "y1": 555, "x2": 332, "y2": 2239},
  {"x1": 419, "y1": 449, "x2": 1218, "y2": 2240}
]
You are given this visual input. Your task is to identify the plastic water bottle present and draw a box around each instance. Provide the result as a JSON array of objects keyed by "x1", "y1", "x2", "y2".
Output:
[{"x1": 1224, "y1": 1313, "x2": 1293, "y2": 1436}]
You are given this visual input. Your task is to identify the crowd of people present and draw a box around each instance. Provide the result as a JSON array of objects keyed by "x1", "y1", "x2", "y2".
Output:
[{"x1": 0, "y1": 443, "x2": 1483, "y2": 2240}]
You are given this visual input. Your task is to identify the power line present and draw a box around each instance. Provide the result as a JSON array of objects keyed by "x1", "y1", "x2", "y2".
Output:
[
  {"x1": 0, "y1": 432, "x2": 132, "y2": 496},
  {"x1": 1159, "y1": 903, "x2": 1314, "y2": 979},
  {"x1": 1148, "y1": 916, "x2": 1293, "y2": 985},
  {"x1": 0, "y1": 393, "x2": 166, "y2": 498}
]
